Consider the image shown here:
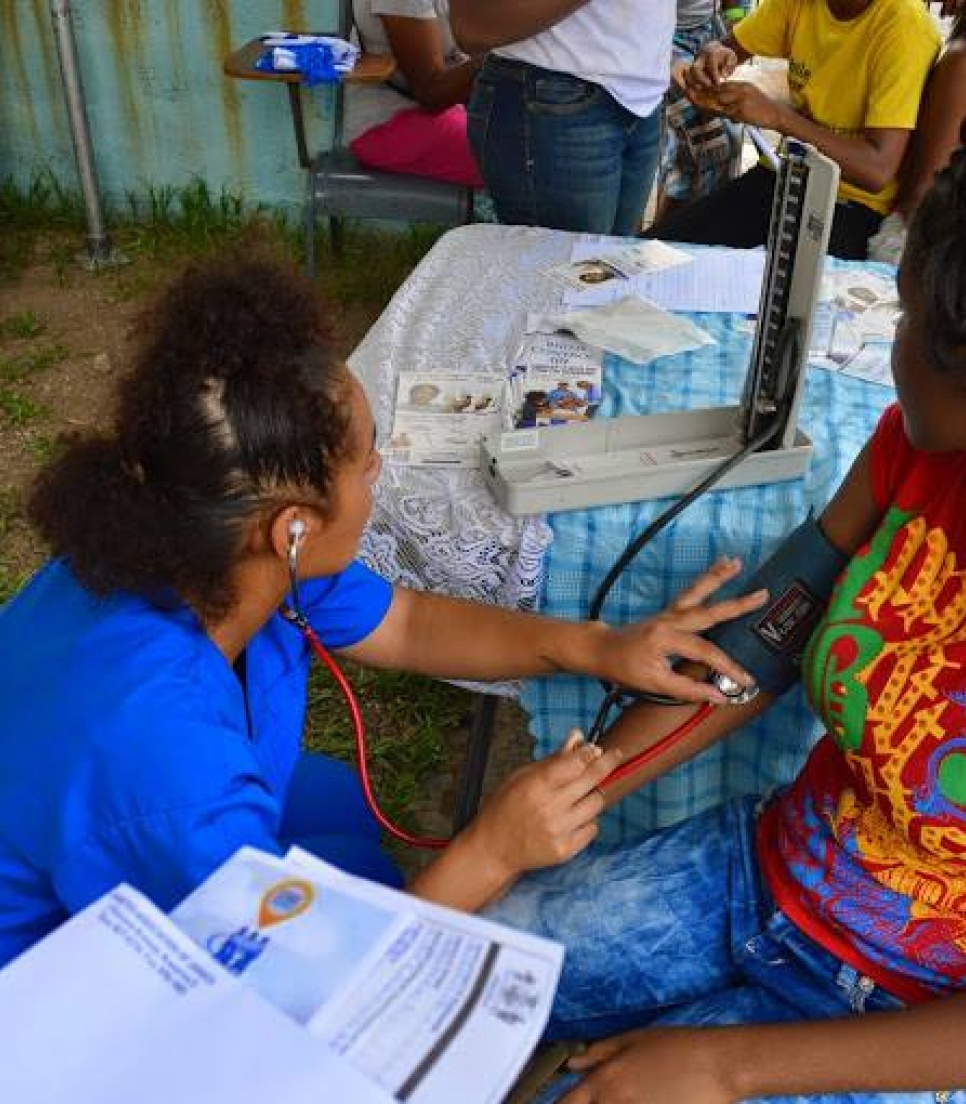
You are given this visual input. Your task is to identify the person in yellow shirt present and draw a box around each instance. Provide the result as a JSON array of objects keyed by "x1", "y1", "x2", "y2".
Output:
[{"x1": 649, "y1": 0, "x2": 940, "y2": 259}]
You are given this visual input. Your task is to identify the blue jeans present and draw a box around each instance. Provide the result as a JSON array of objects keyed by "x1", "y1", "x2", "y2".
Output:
[
  {"x1": 487, "y1": 797, "x2": 961, "y2": 1104},
  {"x1": 467, "y1": 55, "x2": 661, "y2": 236},
  {"x1": 279, "y1": 753, "x2": 402, "y2": 887}
]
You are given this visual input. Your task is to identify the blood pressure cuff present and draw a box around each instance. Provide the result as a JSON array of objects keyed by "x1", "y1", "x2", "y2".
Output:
[{"x1": 705, "y1": 515, "x2": 849, "y2": 696}]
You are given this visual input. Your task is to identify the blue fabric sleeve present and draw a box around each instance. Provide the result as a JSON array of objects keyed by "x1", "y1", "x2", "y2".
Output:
[
  {"x1": 298, "y1": 560, "x2": 393, "y2": 649},
  {"x1": 51, "y1": 778, "x2": 284, "y2": 915}
]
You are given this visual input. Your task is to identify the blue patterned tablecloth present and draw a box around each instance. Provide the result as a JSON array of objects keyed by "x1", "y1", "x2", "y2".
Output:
[{"x1": 524, "y1": 265, "x2": 895, "y2": 841}]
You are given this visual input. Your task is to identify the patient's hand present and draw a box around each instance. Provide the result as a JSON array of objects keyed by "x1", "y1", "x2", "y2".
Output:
[{"x1": 561, "y1": 1027, "x2": 739, "y2": 1104}]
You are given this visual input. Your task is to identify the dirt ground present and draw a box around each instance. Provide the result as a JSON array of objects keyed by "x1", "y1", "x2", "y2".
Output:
[{"x1": 0, "y1": 229, "x2": 531, "y2": 872}]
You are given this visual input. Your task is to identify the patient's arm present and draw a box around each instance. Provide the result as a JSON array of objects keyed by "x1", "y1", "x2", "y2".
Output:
[
  {"x1": 599, "y1": 439, "x2": 881, "y2": 803},
  {"x1": 599, "y1": 680, "x2": 773, "y2": 804},
  {"x1": 379, "y1": 14, "x2": 480, "y2": 110},
  {"x1": 896, "y1": 42, "x2": 966, "y2": 219}
]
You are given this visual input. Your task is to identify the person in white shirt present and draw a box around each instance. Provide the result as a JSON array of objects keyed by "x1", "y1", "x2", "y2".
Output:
[{"x1": 450, "y1": 0, "x2": 675, "y2": 235}]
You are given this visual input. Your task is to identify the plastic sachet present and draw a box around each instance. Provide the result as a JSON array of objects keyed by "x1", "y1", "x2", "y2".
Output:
[
  {"x1": 256, "y1": 33, "x2": 360, "y2": 85},
  {"x1": 547, "y1": 297, "x2": 715, "y2": 366}
]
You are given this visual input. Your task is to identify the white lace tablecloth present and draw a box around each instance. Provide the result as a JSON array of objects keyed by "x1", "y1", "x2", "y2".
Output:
[{"x1": 351, "y1": 225, "x2": 573, "y2": 696}]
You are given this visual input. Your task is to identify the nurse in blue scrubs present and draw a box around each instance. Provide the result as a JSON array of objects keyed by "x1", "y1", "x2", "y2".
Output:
[{"x1": 0, "y1": 257, "x2": 759, "y2": 968}]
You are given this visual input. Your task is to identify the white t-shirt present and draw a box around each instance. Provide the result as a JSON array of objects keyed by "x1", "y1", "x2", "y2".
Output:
[{"x1": 495, "y1": 0, "x2": 676, "y2": 117}]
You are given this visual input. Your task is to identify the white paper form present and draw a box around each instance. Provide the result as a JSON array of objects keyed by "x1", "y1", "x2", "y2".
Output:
[
  {"x1": 546, "y1": 297, "x2": 715, "y2": 365},
  {"x1": 172, "y1": 847, "x2": 562, "y2": 1104},
  {"x1": 0, "y1": 885, "x2": 391, "y2": 1104},
  {"x1": 563, "y1": 241, "x2": 766, "y2": 314},
  {"x1": 812, "y1": 343, "x2": 895, "y2": 388},
  {"x1": 290, "y1": 850, "x2": 563, "y2": 1104}
]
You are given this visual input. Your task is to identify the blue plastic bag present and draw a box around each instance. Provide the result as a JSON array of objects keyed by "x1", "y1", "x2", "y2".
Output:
[{"x1": 256, "y1": 33, "x2": 360, "y2": 86}]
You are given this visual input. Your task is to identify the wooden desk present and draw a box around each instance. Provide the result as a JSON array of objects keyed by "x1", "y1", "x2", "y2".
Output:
[{"x1": 223, "y1": 37, "x2": 396, "y2": 167}]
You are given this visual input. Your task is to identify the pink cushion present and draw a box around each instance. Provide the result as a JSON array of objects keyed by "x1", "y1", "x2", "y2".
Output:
[{"x1": 350, "y1": 104, "x2": 483, "y2": 190}]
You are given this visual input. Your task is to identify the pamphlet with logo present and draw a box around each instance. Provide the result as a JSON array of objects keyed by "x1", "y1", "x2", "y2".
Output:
[
  {"x1": 0, "y1": 884, "x2": 391, "y2": 1104},
  {"x1": 543, "y1": 239, "x2": 692, "y2": 295},
  {"x1": 173, "y1": 846, "x2": 564, "y2": 1104},
  {"x1": 0, "y1": 848, "x2": 563, "y2": 1104}
]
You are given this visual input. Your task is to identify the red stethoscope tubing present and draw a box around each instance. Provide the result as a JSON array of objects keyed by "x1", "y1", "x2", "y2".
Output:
[
  {"x1": 298, "y1": 619, "x2": 715, "y2": 849},
  {"x1": 596, "y1": 701, "x2": 716, "y2": 790},
  {"x1": 299, "y1": 618, "x2": 451, "y2": 850}
]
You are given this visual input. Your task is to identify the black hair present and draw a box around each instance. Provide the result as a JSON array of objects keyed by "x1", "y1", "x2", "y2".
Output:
[
  {"x1": 903, "y1": 119, "x2": 966, "y2": 380},
  {"x1": 28, "y1": 257, "x2": 351, "y2": 621},
  {"x1": 953, "y1": 7, "x2": 965, "y2": 40}
]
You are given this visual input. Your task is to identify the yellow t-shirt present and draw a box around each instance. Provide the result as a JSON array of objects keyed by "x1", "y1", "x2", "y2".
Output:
[{"x1": 734, "y1": 0, "x2": 940, "y2": 213}]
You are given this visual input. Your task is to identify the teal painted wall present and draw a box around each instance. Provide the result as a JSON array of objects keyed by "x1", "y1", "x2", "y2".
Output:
[{"x1": 0, "y1": 1, "x2": 340, "y2": 212}]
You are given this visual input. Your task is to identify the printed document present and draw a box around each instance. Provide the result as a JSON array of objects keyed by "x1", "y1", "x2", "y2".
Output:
[
  {"x1": 386, "y1": 371, "x2": 504, "y2": 466},
  {"x1": 173, "y1": 846, "x2": 564, "y2": 1104},
  {"x1": 0, "y1": 885, "x2": 390, "y2": 1104},
  {"x1": 508, "y1": 318, "x2": 604, "y2": 428},
  {"x1": 563, "y1": 241, "x2": 766, "y2": 314}
]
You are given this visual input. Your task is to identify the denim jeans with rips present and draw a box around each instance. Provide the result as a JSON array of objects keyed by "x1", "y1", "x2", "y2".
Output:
[
  {"x1": 486, "y1": 796, "x2": 963, "y2": 1104},
  {"x1": 467, "y1": 55, "x2": 661, "y2": 237}
]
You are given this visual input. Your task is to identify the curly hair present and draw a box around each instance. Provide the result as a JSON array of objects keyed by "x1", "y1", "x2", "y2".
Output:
[
  {"x1": 29, "y1": 257, "x2": 351, "y2": 621},
  {"x1": 903, "y1": 119, "x2": 966, "y2": 380}
]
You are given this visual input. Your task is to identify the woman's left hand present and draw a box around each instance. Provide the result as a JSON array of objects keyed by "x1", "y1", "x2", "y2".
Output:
[
  {"x1": 560, "y1": 1028, "x2": 739, "y2": 1104},
  {"x1": 591, "y1": 557, "x2": 766, "y2": 704}
]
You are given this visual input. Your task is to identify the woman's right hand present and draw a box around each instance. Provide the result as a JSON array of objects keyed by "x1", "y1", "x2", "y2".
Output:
[
  {"x1": 686, "y1": 42, "x2": 739, "y2": 91},
  {"x1": 463, "y1": 732, "x2": 622, "y2": 885}
]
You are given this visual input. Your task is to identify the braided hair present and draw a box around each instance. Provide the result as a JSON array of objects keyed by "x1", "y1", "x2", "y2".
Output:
[{"x1": 29, "y1": 257, "x2": 351, "y2": 621}]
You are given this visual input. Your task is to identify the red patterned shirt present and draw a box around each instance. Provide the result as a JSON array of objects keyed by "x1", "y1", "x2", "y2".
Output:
[{"x1": 760, "y1": 404, "x2": 966, "y2": 1003}]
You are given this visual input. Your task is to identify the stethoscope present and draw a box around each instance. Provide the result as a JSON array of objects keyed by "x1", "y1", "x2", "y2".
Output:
[
  {"x1": 278, "y1": 522, "x2": 753, "y2": 849},
  {"x1": 279, "y1": 521, "x2": 450, "y2": 850}
]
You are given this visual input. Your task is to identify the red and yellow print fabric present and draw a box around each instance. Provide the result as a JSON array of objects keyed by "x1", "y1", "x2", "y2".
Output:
[{"x1": 760, "y1": 406, "x2": 966, "y2": 1002}]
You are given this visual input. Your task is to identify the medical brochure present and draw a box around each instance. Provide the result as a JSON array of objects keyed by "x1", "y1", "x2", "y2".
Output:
[
  {"x1": 542, "y1": 239, "x2": 692, "y2": 295},
  {"x1": 0, "y1": 848, "x2": 563, "y2": 1104},
  {"x1": 558, "y1": 240, "x2": 765, "y2": 314},
  {"x1": 508, "y1": 316, "x2": 604, "y2": 429},
  {"x1": 174, "y1": 846, "x2": 564, "y2": 1104},
  {"x1": 386, "y1": 371, "x2": 505, "y2": 466},
  {"x1": 0, "y1": 884, "x2": 391, "y2": 1104}
]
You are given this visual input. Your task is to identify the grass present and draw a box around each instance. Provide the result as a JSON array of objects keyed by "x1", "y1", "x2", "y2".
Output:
[
  {"x1": 0, "y1": 390, "x2": 44, "y2": 426},
  {"x1": 0, "y1": 343, "x2": 65, "y2": 428},
  {"x1": 304, "y1": 662, "x2": 472, "y2": 830},
  {"x1": 122, "y1": 179, "x2": 283, "y2": 256},
  {"x1": 0, "y1": 311, "x2": 46, "y2": 340},
  {"x1": 1, "y1": 344, "x2": 69, "y2": 383},
  {"x1": 0, "y1": 171, "x2": 87, "y2": 282},
  {"x1": 314, "y1": 223, "x2": 446, "y2": 312},
  {"x1": 0, "y1": 488, "x2": 29, "y2": 605},
  {"x1": 2, "y1": 170, "x2": 446, "y2": 311}
]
